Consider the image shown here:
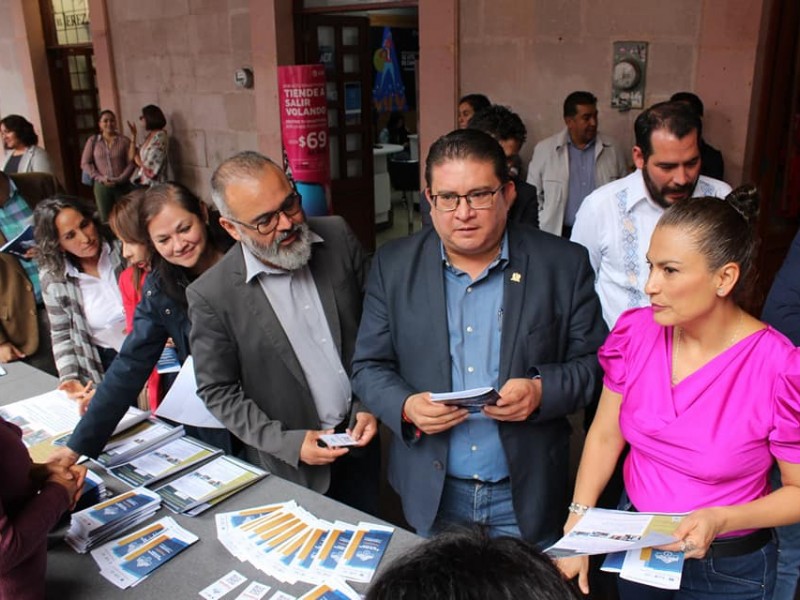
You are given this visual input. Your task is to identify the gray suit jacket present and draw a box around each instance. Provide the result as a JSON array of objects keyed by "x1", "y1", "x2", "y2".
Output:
[
  {"x1": 351, "y1": 223, "x2": 607, "y2": 543},
  {"x1": 187, "y1": 216, "x2": 369, "y2": 493}
]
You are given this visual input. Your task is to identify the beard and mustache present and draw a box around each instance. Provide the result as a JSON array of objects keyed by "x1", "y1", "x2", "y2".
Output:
[
  {"x1": 642, "y1": 165, "x2": 699, "y2": 209},
  {"x1": 239, "y1": 220, "x2": 313, "y2": 271}
]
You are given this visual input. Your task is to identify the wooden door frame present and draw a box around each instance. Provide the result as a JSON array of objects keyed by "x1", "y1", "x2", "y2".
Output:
[
  {"x1": 743, "y1": 0, "x2": 800, "y2": 312},
  {"x1": 293, "y1": 0, "x2": 458, "y2": 198}
]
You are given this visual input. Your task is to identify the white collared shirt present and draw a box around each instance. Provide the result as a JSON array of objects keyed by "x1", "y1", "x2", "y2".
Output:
[
  {"x1": 571, "y1": 170, "x2": 732, "y2": 327},
  {"x1": 65, "y1": 242, "x2": 126, "y2": 350},
  {"x1": 241, "y1": 235, "x2": 351, "y2": 429}
]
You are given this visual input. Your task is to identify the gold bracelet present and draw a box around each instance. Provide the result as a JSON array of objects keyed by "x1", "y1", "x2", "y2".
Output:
[{"x1": 568, "y1": 502, "x2": 591, "y2": 516}]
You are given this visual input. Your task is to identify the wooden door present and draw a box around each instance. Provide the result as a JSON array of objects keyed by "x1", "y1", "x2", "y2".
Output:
[
  {"x1": 40, "y1": 0, "x2": 99, "y2": 197},
  {"x1": 745, "y1": 0, "x2": 800, "y2": 313},
  {"x1": 297, "y1": 15, "x2": 376, "y2": 252}
]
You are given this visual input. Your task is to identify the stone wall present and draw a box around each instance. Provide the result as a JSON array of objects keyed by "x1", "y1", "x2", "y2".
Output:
[
  {"x1": 459, "y1": 0, "x2": 764, "y2": 186},
  {"x1": 107, "y1": 0, "x2": 258, "y2": 200}
]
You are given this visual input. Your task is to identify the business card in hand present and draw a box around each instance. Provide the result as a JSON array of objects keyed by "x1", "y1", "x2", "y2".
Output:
[
  {"x1": 429, "y1": 387, "x2": 500, "y2": 412},
  {"x1": 318, "y1": 433, "x2": 359, "y2": 447}
]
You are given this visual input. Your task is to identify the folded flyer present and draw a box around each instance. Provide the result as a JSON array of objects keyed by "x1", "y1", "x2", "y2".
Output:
[
  {"x1": 215, "y1": 502, "x2": 395, "y2": 587},
  {"x1": 155, "y1": 454, "x2": 268, "y2": 515},
  {"x1": 0, "y1": 223, "x2": 34, "y2": 258},
  {"x1": 0, "y1": 389, "x2": 149, "y2": 462},
  {"x1": 108, "y1": 436, "x2": 221, "y2": 487},
  {"x1": 545, "y1": 508, "x2": 684, "y2": 559},
  {"x1": 66, "y1": 487, "x2": 162, "y2": 553},
  {"x1": 95, "y1": 420, "x2": 184, "y2": 468},
  {"x1": 92, "y1": 517, "x2": 198, "y2": 589},
  {"x1": 429, "y1": 387, "x2": 500, "y2": 412}
]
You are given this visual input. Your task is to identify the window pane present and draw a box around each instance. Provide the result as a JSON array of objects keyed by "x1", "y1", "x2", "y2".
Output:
[
  {"x1": 341, "y1": 26, "x2": 358, "y2": 46},
  {"x1": 345, "y1": 133, "x2": 361, "y2": 152},
  {"x1": 346, "y1": 158, "x2": 362, "y2": 178},
  {"x1": 343, "y1": 54, "x2": 359, "y2": 74}
]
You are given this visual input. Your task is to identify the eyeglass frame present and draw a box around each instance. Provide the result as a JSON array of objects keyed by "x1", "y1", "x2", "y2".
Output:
[
  {"x1": 225, "y1": 191, "x2": 304, "y2": 235},
  {"x1": 428, "y1": 183, "x2": 508, "y2": 212}
]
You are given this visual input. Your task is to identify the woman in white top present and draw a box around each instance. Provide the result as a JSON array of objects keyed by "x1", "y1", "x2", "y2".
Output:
[
  {"x1": 33, "y1": 197, "x2": 126, "y2": 397},
  {"x1": 0, "y1": 115, "x2": 54, "y2": 175}
]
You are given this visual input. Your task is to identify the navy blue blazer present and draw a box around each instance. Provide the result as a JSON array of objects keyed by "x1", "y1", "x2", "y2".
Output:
[
  {"x1": 68, "y1": 272, "x2": 193, "y2": 457},
  {"x1": 351, "y1": 223, "x2": 607, "y2": 544}
]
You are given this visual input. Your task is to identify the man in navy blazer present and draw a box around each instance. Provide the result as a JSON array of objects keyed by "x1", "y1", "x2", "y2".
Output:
[{"x1": 351, "y1": 129, "x2": 607, "y2": 545}]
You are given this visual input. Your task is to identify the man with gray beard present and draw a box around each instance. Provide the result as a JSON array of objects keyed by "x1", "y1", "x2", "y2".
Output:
[{"x1": 186, "y1": 151, "x2": 380, "y2": 515}]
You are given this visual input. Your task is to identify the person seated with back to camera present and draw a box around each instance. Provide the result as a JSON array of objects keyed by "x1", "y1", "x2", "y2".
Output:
[{"x1": 366, "y1": 528, "x2": 581, "y2": 600}]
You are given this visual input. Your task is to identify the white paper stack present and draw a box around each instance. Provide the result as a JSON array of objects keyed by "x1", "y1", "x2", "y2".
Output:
[
  {"x1": 154, "y1": 455, "x2": 268, "y2": 516},
  {"x1": 94, "y1": 420, "x2": 185, "y2": 468},
  {"x1": 215, "y1": 502, "x2": 394, "y2": 586},
  {"x1": 65, "y1": 487, "x2": 162, "y2": 553},
  {"x1": 108, "y1": 436, "x2": 222, "y2": 488},
  {"x1": 0, "y1": 390, "x2": 150, "y2": 462}
]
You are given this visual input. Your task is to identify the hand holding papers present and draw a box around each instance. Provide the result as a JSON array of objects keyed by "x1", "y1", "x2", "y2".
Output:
[
  {"x1": 0, "y1": 223, "x2": 34, "y2": 258},
  {"x1": 429, "y1": 387, "x2": 500, "y2": 413},
  {"x1": 317, "y1": 433, "x2": 359, "y2": 448},
  {"x1": 547, "y1": 508, "x2": 686, "y2": 590},
  {"x1": 0, "y1": 389, "x2": 149, "y2": 462}
]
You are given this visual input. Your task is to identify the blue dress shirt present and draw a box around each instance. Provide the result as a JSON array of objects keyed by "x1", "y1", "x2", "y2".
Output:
[{"x1": 442, "y1": 233, "x2": 510, "y2": 482}]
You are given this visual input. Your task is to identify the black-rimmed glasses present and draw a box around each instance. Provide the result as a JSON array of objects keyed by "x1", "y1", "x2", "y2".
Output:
[
  {"x1": 429, "y1": 183, "x2": 505, "y2": 212},
  {"x1": 227, "y1": 192, "x2": 303, "y2": 235}
]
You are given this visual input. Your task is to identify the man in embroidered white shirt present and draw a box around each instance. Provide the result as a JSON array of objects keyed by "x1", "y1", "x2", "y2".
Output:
[{"x1": 571, "y1": 101, "x2": 731, "y2": 328}]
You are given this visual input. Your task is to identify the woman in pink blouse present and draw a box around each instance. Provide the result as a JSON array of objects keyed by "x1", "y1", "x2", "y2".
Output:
[
  {"x1": 80, "y1": 110, "x2": 134, "y2": 223},
  {"x1": 127, "y1": 104, "x2": 168, "y2": 187},
  {"x1": 559, "y1": 186, "x2": 800, "y2": 599}
]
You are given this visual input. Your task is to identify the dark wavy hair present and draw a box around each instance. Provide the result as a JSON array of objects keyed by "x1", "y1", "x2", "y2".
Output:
[
  {"x1": 657, "y1": 184, "x2": 760, "y2": 302},
  {"x1": 1, "y1": 114, "x2": 38, "y2": 147},
  {"x1": 33, "y1": 196, "x2": 112, "y2": 278},
  {"x1": 366, "y1": 529, "x2": 581, "y2": 600},
  {"x1": 141, "y1": 182, "x2": 231, "y2": 307}
]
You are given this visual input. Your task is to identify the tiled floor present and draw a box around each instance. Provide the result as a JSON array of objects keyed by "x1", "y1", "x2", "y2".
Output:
[{"x1": 376, "y1": 196, "x2": 422, "y2": 248}]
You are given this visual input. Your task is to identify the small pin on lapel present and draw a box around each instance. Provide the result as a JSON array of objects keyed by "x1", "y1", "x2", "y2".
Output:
[{"x1": 511, "y1": 272, "x2": 522, "y2": 283}]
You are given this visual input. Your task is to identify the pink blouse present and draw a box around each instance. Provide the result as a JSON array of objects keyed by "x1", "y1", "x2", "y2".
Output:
[{"x1": 600, "y1": 307, "x2": 800, "y2": 516}]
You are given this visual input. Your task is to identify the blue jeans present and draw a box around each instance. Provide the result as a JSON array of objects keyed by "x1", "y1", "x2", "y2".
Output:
[
  {"x1": 417, "y1": 476, "x2": 522, "y2": 539},
  {"x1": 771, "y1": 464, "x2": 800, "y2": 600},
  {"x1": 617, "y1": 540, "x2": 777, "y2": 600}
]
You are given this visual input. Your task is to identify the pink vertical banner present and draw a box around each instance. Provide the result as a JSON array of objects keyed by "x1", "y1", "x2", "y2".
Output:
[{"x1": 278, "y1": 64, "x2": 331, "y2": 215}]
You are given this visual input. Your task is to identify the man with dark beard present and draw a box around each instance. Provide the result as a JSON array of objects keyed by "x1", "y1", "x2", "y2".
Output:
[
  {"x1": 186, "y1": 151, "x2": 380, "y2": 515},
  {"x1": 570, "y1": 101, "x2": 731, "y2": 328}
]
